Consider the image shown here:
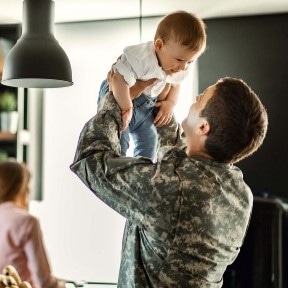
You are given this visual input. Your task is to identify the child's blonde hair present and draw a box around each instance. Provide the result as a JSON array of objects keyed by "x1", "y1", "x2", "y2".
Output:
[{"x1": 154, "y1": 10, "x2": 206, "y2": 53}]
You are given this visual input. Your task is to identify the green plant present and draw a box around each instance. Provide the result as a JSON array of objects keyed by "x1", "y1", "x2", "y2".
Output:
[
  {"x1": 0, "y1": 150, "x2": 8, "y2": 162},
  {"x1": 0, "y1": 91, "x2": 17, "y2": 112}
]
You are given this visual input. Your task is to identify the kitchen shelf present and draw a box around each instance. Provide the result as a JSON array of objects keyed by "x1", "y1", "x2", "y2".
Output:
[{"x1": 0, "y1": 131, "x2": 17, "y2": 141}]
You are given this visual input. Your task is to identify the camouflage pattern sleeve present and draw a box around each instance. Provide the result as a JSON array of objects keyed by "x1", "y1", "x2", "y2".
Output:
[
  {"x1": 70, "y1": 92, "x2": 181, "y2": 230},
  {"x1": 157, "y1": 114, "x2": 186, "y2": 149}
]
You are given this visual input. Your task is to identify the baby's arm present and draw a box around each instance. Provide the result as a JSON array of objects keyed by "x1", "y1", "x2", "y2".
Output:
[
  {"x1": 112, "y1": 71, "x2": 133, "y2": 132},
  {"x1": 154, "y1": 84, "x2": 180, "y2": 127}
]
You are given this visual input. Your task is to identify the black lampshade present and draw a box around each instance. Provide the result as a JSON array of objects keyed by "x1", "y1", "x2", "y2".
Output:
[{"x1": 1, "y1": 0, "x2": 73, "y2": 88}]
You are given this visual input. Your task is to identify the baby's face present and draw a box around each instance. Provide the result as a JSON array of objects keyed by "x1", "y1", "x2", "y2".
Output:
[{"x1": 154, "y1": 38, "x2": 202, "y2": 76}]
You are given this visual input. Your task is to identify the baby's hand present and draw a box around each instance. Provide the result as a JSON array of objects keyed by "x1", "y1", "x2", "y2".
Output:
[
  {"x1": 121, "y1": 107, "x2": 133, "y2": 132},
  {"x1": 154, "y1": 101, "x2": 174, "y2": 127}
]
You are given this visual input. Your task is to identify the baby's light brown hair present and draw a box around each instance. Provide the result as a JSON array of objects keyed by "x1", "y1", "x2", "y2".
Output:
[{"x1": 154, "y1": 10, "x2": 206, "y2": 53}]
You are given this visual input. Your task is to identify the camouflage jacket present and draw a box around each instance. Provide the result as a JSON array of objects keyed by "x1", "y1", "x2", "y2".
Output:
[{"x1": 70, "y1": 92, "x2": 253, "y2": 288}]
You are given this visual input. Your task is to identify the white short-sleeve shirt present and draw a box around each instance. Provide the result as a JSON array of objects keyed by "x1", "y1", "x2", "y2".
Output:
[{"x1": 113, "y1": 41, "x2": 189, "y2": 97}]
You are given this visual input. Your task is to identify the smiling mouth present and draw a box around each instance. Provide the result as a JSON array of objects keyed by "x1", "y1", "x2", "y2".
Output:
[{"x1": 165, "y1": 70, "x2": 177, "y2": 75}]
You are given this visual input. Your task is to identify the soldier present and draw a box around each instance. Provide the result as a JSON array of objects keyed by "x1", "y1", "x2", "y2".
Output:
[{"x1": 71, "y1": 76, "x2": 268, "y2": 287}]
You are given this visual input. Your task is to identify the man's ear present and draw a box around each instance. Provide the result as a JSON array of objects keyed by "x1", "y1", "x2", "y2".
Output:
[
  {"x1": 198, "y1": 119, "x2": 210, "y2": 136},
  {"x1": 154, "y1": 38, "x2": 164, "y2": 51}
]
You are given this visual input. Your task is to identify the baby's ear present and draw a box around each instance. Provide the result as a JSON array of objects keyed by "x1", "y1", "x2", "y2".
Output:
[{"x1": 154, "y1": 38, "x2": 164, "y2": 51}]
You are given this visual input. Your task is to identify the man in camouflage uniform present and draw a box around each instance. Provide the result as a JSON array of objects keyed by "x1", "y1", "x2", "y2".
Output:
[{"x1": 70, "y1": 77, "x2": 268, "y2": 288}]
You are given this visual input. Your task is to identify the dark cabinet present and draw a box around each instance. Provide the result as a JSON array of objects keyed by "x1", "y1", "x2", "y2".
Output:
[
  {"x1": 223, "y1": 196, "x2": 288, "y2": 288},
  {"x1": 198, "y1": 13, "x2": 288, "y2": 199}
]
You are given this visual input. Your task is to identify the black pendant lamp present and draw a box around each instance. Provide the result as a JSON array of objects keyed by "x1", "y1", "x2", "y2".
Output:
[{"x1": 1, "y1": 0, "x2": 73, "y2": 88}]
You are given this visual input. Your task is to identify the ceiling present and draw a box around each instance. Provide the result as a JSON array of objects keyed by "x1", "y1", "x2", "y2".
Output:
[{"x1": 1, "y1": 0, "x2": 288, "y2": 24}]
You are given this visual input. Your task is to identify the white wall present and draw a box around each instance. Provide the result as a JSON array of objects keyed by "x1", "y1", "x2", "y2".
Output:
[{"x1": 29, "y1": 16, "x2": 197, "y2": 283}]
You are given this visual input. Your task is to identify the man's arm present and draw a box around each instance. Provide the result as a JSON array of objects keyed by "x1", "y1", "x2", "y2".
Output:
[
  {"x1": 157, "y1": 114, "x2": 186, "y2": 149},
  {"x1": 71, "y1": 93, "x2": 155, "y2": 221},
  {"x1": 71, "y1": 92, "x2": 183, "y2": 234}
]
